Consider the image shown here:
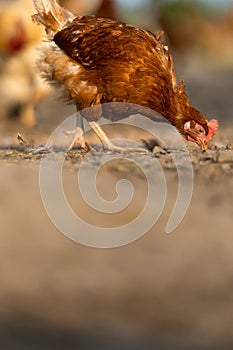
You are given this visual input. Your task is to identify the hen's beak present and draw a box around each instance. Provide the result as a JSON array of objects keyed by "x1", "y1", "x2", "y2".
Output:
[
  {"x1": 196, "y1": 136, "x2": 208, "y2": 151},
  {"x1": 185, "y1": 129, "x2": 208, "y2": 151}
]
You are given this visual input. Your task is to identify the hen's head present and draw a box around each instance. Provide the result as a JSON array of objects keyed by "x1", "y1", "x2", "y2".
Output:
[
  {"x1": 176, "y1": 81, "x2": 218, "y2": 150},
  {"x1": 7, "y1": 20, "x2": 27, "y2": 53},
  {"x1": 184, "y1": 118, "x2": 218, "y2": 151}
]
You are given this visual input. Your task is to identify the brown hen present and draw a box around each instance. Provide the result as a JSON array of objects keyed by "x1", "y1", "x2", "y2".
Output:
[{"x1": 32, "y1": 0, "x2": 218, "y2": 151}]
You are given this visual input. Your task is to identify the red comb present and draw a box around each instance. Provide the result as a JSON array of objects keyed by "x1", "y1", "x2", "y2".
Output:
[{"x1": 206, "y1": 119, "x2": 218, "y2": 142}]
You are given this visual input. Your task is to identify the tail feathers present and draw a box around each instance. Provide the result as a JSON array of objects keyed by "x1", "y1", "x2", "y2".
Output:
[{"x1": 32, "y1": 0, "x2": 74, "y2": 34}]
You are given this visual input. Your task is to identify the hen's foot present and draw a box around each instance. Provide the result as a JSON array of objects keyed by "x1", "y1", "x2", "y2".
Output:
[
  {"x1": 65, "y1": 127, "x2": 91, "y2": 151},
  {"x1": 141, "y1": 138, "x2": 167, "y2": 152}
]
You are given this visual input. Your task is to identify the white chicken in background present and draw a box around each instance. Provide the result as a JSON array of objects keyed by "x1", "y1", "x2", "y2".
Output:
[
  {"x1": 0, "y1": 0, "x2": 117, "y2": 128},
  {"x1": 0, "y1": 0, "x2": 48, "y2": 127}
]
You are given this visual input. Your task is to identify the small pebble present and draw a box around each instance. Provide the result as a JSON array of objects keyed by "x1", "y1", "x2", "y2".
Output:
[
  {"x1": 152, "y1": 146, "x2": 167, "y2": 155},
  {"x1": 226, "y1": 143, "x2": 233, "y2": 150},
  {"x1": 208, "y1": 143, "x2": 218, "y2": 151}
]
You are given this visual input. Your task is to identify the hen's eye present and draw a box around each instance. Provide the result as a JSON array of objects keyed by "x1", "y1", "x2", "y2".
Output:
[{"x1": 199, "y1": 128, "x2": 204, "y2": 133}]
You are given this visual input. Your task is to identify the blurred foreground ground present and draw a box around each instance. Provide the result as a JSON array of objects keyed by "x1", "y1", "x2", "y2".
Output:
[{"x1": 0, "y1": 65, "x2": 233, "y2": 349}]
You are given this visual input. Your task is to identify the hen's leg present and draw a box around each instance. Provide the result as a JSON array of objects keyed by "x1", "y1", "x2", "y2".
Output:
[
  {"x1": 88, "y1": 121, "x2": 148, "y2": 153},
  {"x1": 65, "y1": 111, "x2": 91, "y2": 151},
  {"x1": 88, "y1": 121, "x2": 115, "y2": 150}
]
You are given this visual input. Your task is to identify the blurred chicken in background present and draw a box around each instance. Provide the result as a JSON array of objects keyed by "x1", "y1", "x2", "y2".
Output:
[
  {"x1": 0, "y1": 0, "x2": 48, "y2": 127},
  {"x1": 0, "y1": 0, "x2": 118, "y2": 129}
]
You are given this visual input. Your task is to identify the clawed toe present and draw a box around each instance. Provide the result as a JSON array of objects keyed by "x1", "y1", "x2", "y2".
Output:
[{"x1": 64, "y1": 127, "x2": 90, "y2": 151}]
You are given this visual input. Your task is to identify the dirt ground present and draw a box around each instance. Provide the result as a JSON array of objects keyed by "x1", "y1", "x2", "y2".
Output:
[{"x1": 0, "y1": 67, "x2": 233, "y2": 350}]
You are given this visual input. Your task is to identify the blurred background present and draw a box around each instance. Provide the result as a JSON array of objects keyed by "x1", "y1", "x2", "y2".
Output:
[{"x1": 0, "y1": 1, "x2": 233, "y2": 349}]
